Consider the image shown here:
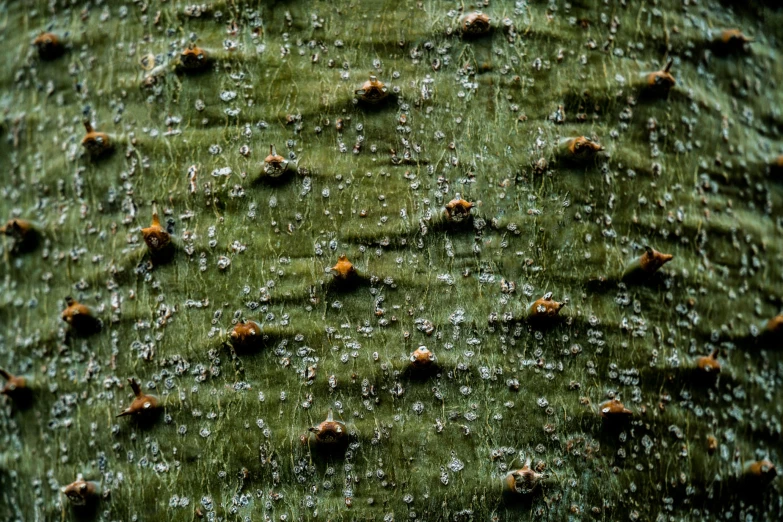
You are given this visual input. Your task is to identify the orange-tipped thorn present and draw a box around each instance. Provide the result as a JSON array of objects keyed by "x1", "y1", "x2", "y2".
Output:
[
  {"x1": 141, "y1": 202, "x2": 172, "y2": 257},
  {"x1": 117, "y1": 378, "x2": 159, "y2": 418},
  {"x1": 644, "y1": 59, "x2": 676, "y2": 95},
  {"x1": 599, "y1": 398, "x2": 633, "y2": 421},
  {"x1": 331, "y1": 254, "x2": 356, "y2": 280},
  {"x1": 355, "y1": 75, "x2": 389, "y2": 104},
  {"x1": 308, "y1": 409, "x2": 347, "y2": 447},
  {"x1": 444, "y1": 197, "x2": 474, "y2": 222},
  {"x1": 81, "y1": 121, "x2": 112, "y2": 157},
  {"x1": 528, "y1": 293, "x2": 565, "y2": 322}
]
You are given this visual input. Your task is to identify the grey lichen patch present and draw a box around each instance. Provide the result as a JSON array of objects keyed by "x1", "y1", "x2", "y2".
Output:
[{"x1": 1, "y1": 1, "x2": 782, "y2": 521}]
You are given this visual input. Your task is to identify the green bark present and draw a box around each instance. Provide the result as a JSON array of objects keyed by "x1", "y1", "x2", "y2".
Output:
[{"x1": 1, "y1": 0, "x2": 782, "y2": 520}]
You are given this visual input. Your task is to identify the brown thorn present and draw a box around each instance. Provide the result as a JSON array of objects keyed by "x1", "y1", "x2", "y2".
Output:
[{"x1": 128, "y1": 378, "x2": 142, "y2": 397}]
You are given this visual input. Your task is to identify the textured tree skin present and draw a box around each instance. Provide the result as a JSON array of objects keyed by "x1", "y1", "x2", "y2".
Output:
[{"x1": 1, "y1": 0, "x2": 782, "y2": 521}]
